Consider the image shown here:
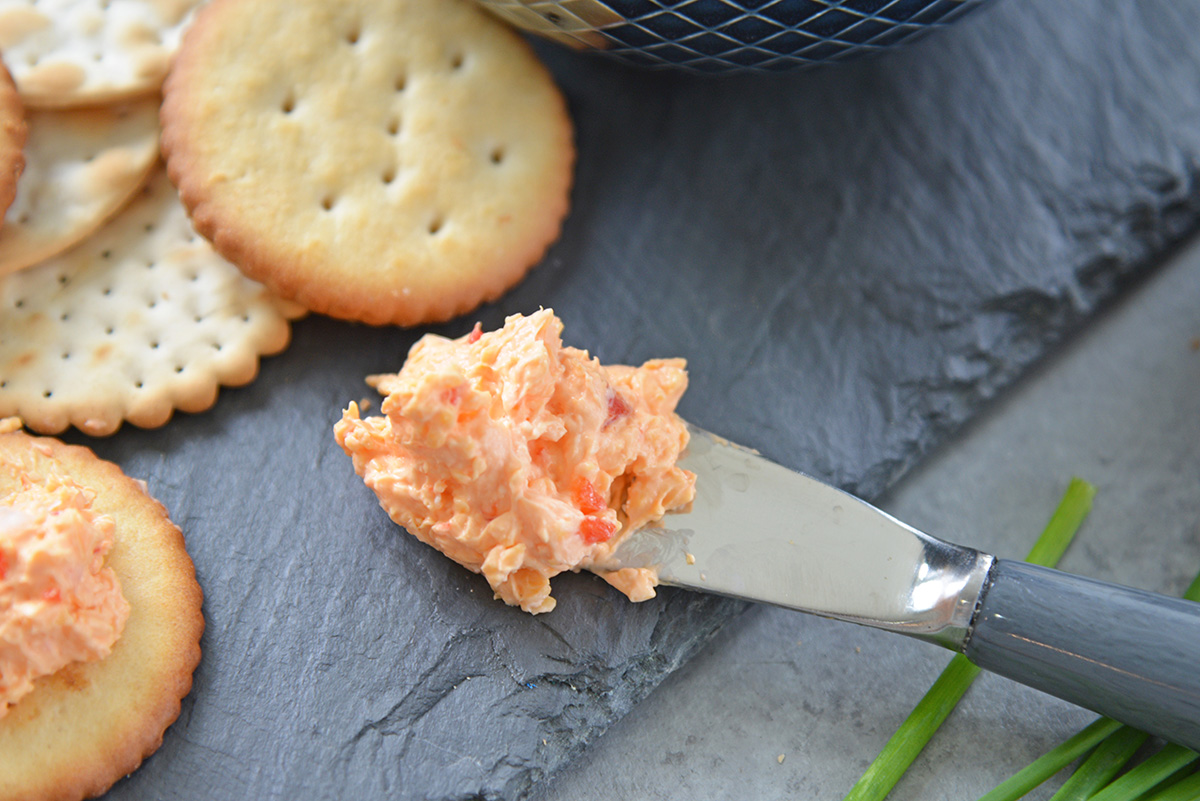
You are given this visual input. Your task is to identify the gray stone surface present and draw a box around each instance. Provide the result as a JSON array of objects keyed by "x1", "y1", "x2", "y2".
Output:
[
  {"x1": 530, "y1": 226, "x2": 1200, "y2": 801},
  {"x1": 77, "y1": 0, "x2": 1200, "y2": 798}
]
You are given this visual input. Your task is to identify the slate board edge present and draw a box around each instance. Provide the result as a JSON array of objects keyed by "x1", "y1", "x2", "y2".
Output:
[
  {"x1": 503, "y1": 175, "x2": 1200, "y2": 800},
  {"x1": 501, "y1": 594, "x2": 752, "y2": 801},
  {"x1": 850, "y1": 169, "x2": 1200, "y2": 501}
]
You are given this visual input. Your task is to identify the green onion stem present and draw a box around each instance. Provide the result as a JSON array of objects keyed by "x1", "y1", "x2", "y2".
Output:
[
  {"x1": 976, "y1": 718, "x2": 1125, "y2": 801},
  {"x1": 1136, "y1": 765, "x2": 1200, "y2": 801},
  {"x1": 1139, "y1": 769, "x2": 1200, "y2": 801},
  {"x1": 1183, "y1": 571, "x2": 1200, "y2": 604},
  {"x1": 842, "y1": 478, "x2": 1096, "y2": 801},
  {"x1": 1086, "y1": 745, "x2": 1199, "y2": 801},
  {"x1": 841, "y1": 655, "x2": 981, "y2": 801},
  {"x1": 1022, "y1": 478, "x2": 1096, "y2": 568},
  {"x1": 1047, "y1": 727, "x2": 1149, "y2": 801}
]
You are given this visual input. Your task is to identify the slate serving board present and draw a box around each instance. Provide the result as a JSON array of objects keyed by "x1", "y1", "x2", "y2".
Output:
[{"x1": 69, "y1": 1, "x2": 1200, "y2": 798}]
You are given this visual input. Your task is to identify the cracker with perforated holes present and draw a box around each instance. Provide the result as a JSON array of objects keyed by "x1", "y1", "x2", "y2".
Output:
[
  {"x1": 0, "y1": 0, "x2": 202, "y2": 108},
  {"x1": 160, "y1": 0, "x2": 574, "y2": 327},
  {"x1": 0, "y1": 428, "x2": 203, "y2": 801},
  {"x1": 0, "y1": 60, "x2": 26, "y2": 222},
  {"x1": 0, "y1": 97, "x2": 159, "y2": 277},
  {"x1": 0, "y1": 167, "x2": 304, "y2": 436}
]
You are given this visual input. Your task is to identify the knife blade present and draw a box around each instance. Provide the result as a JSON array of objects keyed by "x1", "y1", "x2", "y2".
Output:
[{"x1": 599, "y1": 425, "x2": 1200, "y2": 750}]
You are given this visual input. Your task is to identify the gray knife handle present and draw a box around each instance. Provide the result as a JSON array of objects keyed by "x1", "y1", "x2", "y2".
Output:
[{"x1": 964, "y1": 560, "x2": 1200, "y2": 751}]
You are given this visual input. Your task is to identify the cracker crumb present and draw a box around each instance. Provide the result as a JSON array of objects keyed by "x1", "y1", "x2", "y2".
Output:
[
  {"x1": 1190, "y1": 337, "x2": 1199, "y2": 351},
  {"x1": 684, "y1": 552, "x2": 695, "y2": 565},
  {"x1": 699, "y1": 572, "x2": 707, "y2": 581},
  {"x1": 855, "y1": 646, "x2": 862, "y2": 654},
  {"x1": 777, "y1": 754, "x2": 786, "y2": 764},
  {"x1": 358, "y1": 397, "x2": 373, "y2": 412}
]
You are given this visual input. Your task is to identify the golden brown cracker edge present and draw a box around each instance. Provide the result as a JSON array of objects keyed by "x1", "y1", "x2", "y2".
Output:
[
  {"x1": 0, "y1": 167, "x2": 302, "y2": 437},
  {"x1": 0, "y1": 430, "x2": 203, "y2": 801}
]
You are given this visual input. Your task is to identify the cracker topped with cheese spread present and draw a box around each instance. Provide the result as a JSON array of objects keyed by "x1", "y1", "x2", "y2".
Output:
[
  {"x1": 335, "y1": 310, "x2": 695, "y2": 614},
  {"x1": 0, "y1": 426, "x2": 203, "y2": 801}
]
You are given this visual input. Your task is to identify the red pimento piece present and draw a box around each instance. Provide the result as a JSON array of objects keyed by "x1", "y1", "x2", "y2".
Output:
[
  {"x1": 440, "y1": 386, "x2": 463, "y2": 406},
  {"x1": 467, "y1": 322, "x2": 483, "y2": 344},
  {"x1": 604, "y1": 390, "x2": 632, "y2": 428},
  {"x1": 578, "y1": 516, "x2": 616, "y2": 544},
  {"x1": 571, "y1": 476, "x2": 606, "y2": 515},
  {"x1": 43, "y1": 587, "x2": 60, "y2": 602}
]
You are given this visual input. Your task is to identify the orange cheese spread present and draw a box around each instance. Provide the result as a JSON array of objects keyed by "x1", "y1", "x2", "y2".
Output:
[
  {"x1": 335, "y1": 309, "x2": 695, "y2": 614},
  {"x1": 0, "y1": 469, "x2": 129, "y2": 717}
]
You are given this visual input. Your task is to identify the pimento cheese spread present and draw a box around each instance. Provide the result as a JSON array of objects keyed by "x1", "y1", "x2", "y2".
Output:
[
  {"x1": 335, "y1": 309, "x2": 695, "y2": 614},
  {"x1": 0, "y1": 469, "x2": 130, "y2": 717}
]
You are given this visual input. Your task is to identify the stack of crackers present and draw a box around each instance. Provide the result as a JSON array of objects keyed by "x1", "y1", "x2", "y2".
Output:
[
  {"x1": 0, "y1": 0, "x2": 303, "y2": 436},
  {"x1": 0, "y1": 0, "x2": 573, "y2": 438}
]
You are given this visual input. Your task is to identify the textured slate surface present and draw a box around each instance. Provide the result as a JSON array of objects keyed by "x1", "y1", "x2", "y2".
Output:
[{"x1": 77, "y1": 1, "x2": 1200, "y2": 798}]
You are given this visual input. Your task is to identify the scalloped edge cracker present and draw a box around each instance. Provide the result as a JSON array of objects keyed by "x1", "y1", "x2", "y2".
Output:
[{"x1": 0, "y1": 166, "x2": 304, "y2": 436}]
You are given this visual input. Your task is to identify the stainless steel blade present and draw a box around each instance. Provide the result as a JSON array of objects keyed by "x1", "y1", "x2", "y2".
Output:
[
  {"x1": 599, "y1": 425, "x2": 993, "y2": 649},
  {"x1": 598, "y1": 426, "x2": 1200, "y2": 748}
]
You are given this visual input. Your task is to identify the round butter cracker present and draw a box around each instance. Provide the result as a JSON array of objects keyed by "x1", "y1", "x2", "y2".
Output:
[
  {"x1": 0, "y1": 167, "x2": 304, "y2": 436},
  {"x1": 160, "y1": 0, "x2": 574, "y2": 326},
  {"x1": 0, "y1": 97, "x2": 159, "y2": 277},
  {"x1": 0, "y1": 429, "x2": 203, "y2": 801},
  {"x1": 0, "y1": 0, "x2": 201, "y2": 108}
]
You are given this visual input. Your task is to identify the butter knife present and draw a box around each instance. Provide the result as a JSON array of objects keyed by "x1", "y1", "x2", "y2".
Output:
[{"x1": 601, "y1": 425, "x2": 1200, "y2": 750}]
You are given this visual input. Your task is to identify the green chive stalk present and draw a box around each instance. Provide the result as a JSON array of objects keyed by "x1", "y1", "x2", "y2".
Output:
[
  {"x1": 1140, "y1": 769, "x2": 1200, "y2": 801},
  {"x1": 1086, "y1": 745, "x2": 1199, "y2": 801},
  {"x1": 976, "y1": 719, "x2": 1125, "y2": 801},
  {"x1": 1047, "y1": 727, "x2": 1149, "y2": 801}
]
